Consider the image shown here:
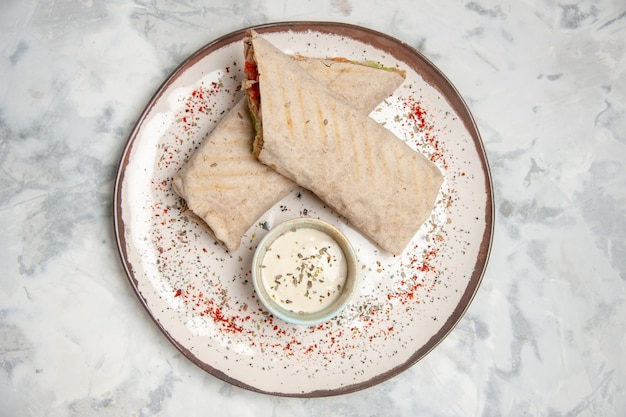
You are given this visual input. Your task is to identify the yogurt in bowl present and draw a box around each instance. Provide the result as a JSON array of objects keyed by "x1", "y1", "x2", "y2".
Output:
[{"x1": 251, "y1": 218, "x2": 358, "y2": 326}]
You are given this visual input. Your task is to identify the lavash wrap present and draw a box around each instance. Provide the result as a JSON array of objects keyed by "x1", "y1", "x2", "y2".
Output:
[
  {"x1": 172, "y1": 51, "x2": 405, "y2": 251},
  {"x1": 244, "y1": 29, "x2": 443, "y2": 255}
]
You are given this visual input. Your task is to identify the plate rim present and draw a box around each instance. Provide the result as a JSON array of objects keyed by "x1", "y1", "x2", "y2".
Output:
[{"x1": 112, "y1": 20, "x2": 494, "y2": 397}]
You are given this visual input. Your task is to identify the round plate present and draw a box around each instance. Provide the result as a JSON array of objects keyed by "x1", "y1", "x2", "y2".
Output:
[{"x1": 113, "y1": 22, "x2": 493, "y2": 397}]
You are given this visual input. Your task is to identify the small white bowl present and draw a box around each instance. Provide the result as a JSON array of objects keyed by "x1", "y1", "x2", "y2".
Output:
[{"x1": 252, "y1": 218, "x2": 358, "y2": 326}]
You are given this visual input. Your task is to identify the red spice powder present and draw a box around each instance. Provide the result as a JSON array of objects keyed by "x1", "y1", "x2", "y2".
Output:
[
  {"x1": 387, "y1": 244, "x2": 440, "y2": 305},
  {"x1": 400, "y1": 96, "x2": 449, "y2": 170},
  {"x1": 175, "y1": 285, "x2": 246, "y2": 334}
]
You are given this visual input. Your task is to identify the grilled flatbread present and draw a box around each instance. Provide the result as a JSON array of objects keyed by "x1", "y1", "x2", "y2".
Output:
[
  {"x1": 172, "y1": 53, "x2": 405, "y2": 251},
  {"x1": 244, "y1": 29, "x2": 443, "y2": 254}
]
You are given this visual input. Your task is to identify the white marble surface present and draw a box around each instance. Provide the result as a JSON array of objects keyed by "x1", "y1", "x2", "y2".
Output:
[{"x1": 1, "y1": 0, "x2": 625, "y2": 415}]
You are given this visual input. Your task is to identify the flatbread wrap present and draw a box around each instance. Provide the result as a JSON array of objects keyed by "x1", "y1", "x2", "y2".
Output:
[
  {"x1": 244, "y1": 29, "x2": 443, "y2": 254},
  {"x1": 172, "y1": 51, "x2": 405, "y2": 251}
]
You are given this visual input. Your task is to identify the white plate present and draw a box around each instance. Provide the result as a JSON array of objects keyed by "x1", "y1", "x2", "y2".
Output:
[{"x1": 113, "y1": 22, "x2": 493, "y2": 397}]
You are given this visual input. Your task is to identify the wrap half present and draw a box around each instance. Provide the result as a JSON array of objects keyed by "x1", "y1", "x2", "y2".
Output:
[
  {"x1": 244, "y1": 29, "x2": 443, "y2": 254},
  {"x1": 172, "y1": 50, "x2": 405, "y2": 251}
]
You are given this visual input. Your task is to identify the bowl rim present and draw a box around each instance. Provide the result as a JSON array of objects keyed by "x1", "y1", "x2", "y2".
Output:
[{"x1": 251, "y1": 218, "x2": 358, "y2": 326}]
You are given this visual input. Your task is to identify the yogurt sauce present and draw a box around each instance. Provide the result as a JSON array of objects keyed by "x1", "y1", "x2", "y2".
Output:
[{"x1": 260, "y1": 227, "x2": 347, "y2": 314}]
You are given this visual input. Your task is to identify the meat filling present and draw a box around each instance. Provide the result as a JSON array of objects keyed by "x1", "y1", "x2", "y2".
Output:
[{"x1": 243, "y1": 36, "x2": 263, "y2": 156}]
